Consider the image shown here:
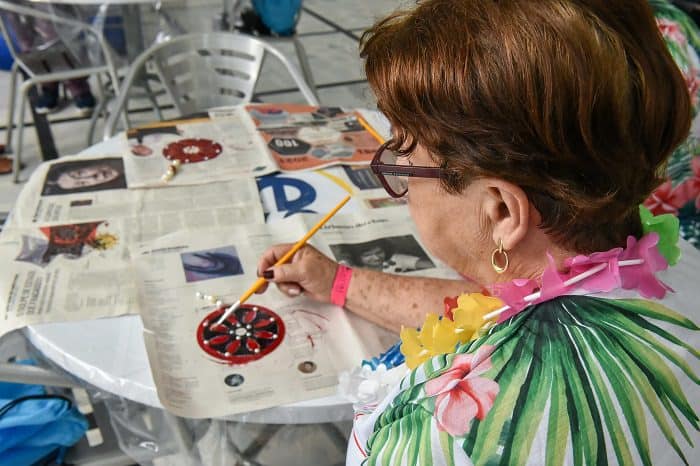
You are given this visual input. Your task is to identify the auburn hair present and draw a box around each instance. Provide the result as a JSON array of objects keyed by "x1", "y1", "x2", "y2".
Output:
[{"x1": 360, "y1": 0, "x2": 691, "y2": 252}]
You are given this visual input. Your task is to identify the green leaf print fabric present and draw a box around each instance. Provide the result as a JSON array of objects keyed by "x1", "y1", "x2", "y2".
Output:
[{"x1": 361, "y1": 296, "x2": 699, "y2": 465}]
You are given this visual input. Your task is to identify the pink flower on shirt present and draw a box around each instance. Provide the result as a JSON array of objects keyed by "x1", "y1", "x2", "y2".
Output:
[
  {"x1": 425, "y1": 345, "x2": 499, "y2": 436},
  {"x1": 657, "y1": 18, "x2": 686, "y2": 46}
]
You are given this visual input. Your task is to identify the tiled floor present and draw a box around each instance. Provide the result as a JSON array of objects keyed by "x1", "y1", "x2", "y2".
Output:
[{"x1": 0, "y1": 1, "x2": 402, "y2": 464}]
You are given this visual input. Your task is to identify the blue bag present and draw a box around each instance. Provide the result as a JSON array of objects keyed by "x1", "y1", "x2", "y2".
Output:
[
  {"x1": 252, "y1": 0, "x2": 302, "y2": 36},
  {"x1": 0, "y1": 361, "x2": 88, "y2": 465}
]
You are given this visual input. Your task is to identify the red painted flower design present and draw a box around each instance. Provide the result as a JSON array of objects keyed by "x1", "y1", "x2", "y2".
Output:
[{"x1": 425, "y1": 345, "x2": 499, "y2": 436}]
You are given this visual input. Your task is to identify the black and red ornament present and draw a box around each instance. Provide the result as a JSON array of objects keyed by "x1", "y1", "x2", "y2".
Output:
[
  {"x1": 163, "y1": 138, "x2": 223, "y2": 164},
  {"x1": 197, "y1": 304, "x2": 285, "y2": 364}
]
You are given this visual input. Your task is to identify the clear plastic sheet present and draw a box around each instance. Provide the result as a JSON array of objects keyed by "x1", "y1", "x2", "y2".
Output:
[{"x1": 0, "y1": 1, "x2": 110, "y2": 69}]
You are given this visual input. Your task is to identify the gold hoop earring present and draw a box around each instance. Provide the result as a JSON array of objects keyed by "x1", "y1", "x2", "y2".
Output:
[{"x1": 491, "y1": 239, "x2": 509, "y2": 274}]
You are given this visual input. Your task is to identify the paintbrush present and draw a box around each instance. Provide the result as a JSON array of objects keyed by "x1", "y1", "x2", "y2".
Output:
[
  {"x1": 355, "y1": 113, "x2": 386, "y2": 144},
  {"x1": 213, "y1": 195, "x2": 352, "y2": 326}
]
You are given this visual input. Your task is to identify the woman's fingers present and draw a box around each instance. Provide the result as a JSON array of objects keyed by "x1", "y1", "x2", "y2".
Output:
[
  {"x1": 257, "y1": 243, "x2": 296, "y2": 276},
  {"x1": 278, "y1": 282, "x2": 303, "y2": 297},
  {"x1": 254, "y1": 243, "x2": 337, "y2": 302}
]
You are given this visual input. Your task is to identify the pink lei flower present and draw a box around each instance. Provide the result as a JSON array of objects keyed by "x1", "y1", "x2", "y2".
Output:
[
  {"x1": 656, "y1": 18, "x2": 687, "y2": 46},
  {"x1": 425, "y1": 345, "x2": 499, "y2": 436}
]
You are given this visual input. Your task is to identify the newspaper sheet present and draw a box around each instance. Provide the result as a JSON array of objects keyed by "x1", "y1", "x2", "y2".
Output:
[
  {"x1": 257, "y1": 166, "x2": 409, "y2": 222},
  {"x1": 122, "y1": 111, "x2": 276, "y2": 188},
  {"x1": 245, "y1": 104, "x2": 381, "y2": 172},
  {"x1": 8, "y1": 155, "x2": 265, "y2": 241},
  {"x1": 133, "y1": 212, "x2": 458, "y2": 417},
  {"x1": 0, "y1": 219, "x2": 137, "y2": 334},
  {"x1": 120, "y1": 105, "x2": 384, "y2": 188}
]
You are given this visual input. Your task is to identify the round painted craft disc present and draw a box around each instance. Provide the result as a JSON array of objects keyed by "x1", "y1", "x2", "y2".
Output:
[
  {"x1": 197, "y1": 304, "x2": 285, "y2": 364},
  {"x1": 163, "y1": 138, "x2": 223, "y2": 163}
]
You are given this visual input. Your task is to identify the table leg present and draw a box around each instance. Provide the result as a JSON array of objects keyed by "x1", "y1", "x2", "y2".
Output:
[
  {"x1": 162, "y1": 411, "x2": 203, "y2": 465},
  {"x1": 27, "y1": 83, "x2": 58, "y2": 162}
]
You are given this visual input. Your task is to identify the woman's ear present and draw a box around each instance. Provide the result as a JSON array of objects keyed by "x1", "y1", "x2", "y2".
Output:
[{"x1": 481, "y1": 179, "x2": 530, "y2": 251}]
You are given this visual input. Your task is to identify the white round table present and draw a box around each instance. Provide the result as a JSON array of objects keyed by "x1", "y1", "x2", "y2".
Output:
[{"x1": 23, "y1": 137, "x2": 364, "y2": 424}]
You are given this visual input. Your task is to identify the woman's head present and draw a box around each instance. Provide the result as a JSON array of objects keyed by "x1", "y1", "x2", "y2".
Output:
[{"x1": 361, "y1": 0, "x2": 690, "y2": 255}]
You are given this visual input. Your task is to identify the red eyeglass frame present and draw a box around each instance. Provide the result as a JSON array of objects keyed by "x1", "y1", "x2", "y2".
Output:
[{"x1": 370, "y1": 140, "x2": 446, "y2": 198}]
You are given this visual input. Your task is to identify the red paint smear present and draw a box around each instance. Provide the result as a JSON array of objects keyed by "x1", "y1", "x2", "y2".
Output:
[
  {"x1": 306, "y1": 334, "x2": 315, "y2": 349},
  {"x1": 292, "y1": 309, "x2": 329, "y2": 321}
]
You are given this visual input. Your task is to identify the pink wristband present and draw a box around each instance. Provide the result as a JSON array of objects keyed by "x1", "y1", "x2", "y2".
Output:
[{"x1": 330, "y1": 265, "x2": 353, "y2": 307}]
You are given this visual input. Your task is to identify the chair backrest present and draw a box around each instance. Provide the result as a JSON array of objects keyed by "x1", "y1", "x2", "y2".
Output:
[{"x1": 104, "y1": 32, "x2": 319, "y2": 138}]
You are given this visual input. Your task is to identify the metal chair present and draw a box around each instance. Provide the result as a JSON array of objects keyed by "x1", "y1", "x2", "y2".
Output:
[
  {"x1": 225, "y1": 0, "x2": 318, "y2": 100},
  {"x1": 103, "y1": 32, "x2": 319, "y2": 139},
  {"x1": 0, "y1": 1, "x2": 120, "y2": 183}
]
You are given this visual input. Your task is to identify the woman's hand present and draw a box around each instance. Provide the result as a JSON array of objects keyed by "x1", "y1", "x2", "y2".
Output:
[{"x1": 256, "y1": 244, "x2": 338, "y2": 303}]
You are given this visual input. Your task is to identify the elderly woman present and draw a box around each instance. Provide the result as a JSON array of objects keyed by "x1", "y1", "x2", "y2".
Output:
[{"x1": 258, "y1": 0, "x2": 699, "y2": 464}]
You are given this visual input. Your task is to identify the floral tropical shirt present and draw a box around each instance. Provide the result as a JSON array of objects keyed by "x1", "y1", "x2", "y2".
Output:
[
  {"x1": 348, "y1": 242, "x2": 700, "y2": 465},
  {"x1": 646, "y1": 1, "x2": 700, "y2": 249}
]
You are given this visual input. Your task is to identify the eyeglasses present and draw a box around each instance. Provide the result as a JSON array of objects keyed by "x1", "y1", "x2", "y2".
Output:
[{"x1": 370, "y1": 140, "x2": 447, "y2": 198}]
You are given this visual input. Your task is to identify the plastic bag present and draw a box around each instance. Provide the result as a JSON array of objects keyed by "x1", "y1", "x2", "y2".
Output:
[
  {"x1": 252, "y1": 0, "x2": 302, "y2": 36},
  {"x1": 0, "y1": 361, "x2": 88, "y2": 465}
]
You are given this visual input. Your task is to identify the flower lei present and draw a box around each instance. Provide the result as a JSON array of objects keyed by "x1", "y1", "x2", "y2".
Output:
[{"x1": 400, "y1": 207, "x2": 681, "y2": 369}]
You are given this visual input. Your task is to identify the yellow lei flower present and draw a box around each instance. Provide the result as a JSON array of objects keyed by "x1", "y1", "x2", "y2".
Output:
[{"x1": 400, "y1": 293, "x2": 504, "y2": 369}]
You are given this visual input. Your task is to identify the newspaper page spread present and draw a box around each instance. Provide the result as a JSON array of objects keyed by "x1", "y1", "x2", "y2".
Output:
[
  {"x1": 8, "y1": 154, "x2": 265, "y2": 241},
  {"x1": 246, "y1": 104, "x2": 381, "y2": 172},
  {"x1": 0, "y1": 219, "x2": 137, "y2": 335},
  {"x1": 120, "y1": 105, "x2": 385, "y2": 187},
  {"x1": 133, "y1": 212, "x2": 458, "y2": 417},
  {"x1": 122, "y1": 111, "x2": 277, "y2": 187}
]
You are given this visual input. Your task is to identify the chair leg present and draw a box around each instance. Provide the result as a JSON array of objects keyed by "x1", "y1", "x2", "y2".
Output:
[
  {"x1": 292, "y1": 37, "x2": 319, "y2": 102},
  {"x1": 4, "y1": 62, "x2": 19, "y2": 152},
  {"x1": 87, "y1": 75, "x2": 107, "y2": 146},
  {"x1": 143, "y1": 79, "x2": 163, "y2": 122},
  {"x1": 162, "y1": 411, "x2": 203, "y2": 465},
  {"x1": 13, "y1": 82, "x2": 33, "y2": 183}
]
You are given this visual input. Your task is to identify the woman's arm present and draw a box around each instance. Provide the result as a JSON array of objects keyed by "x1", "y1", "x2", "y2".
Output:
[{"x1": 256, "y1": 243, "x2": 479, "y2": 333}]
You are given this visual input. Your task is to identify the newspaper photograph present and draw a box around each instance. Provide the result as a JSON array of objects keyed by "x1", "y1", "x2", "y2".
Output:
[
  {"x1": 123, "y1": 111, "x2": 277, "y2": 187},
  {"x1": 246, "y1": 104, "x2": 381, "y2": 171},
  {"x1": 0, "y1": 220, "x2": 137, "y2": 335},
  {"x1": 132, "y1": 212, "x2": 457, "y2": 417},
  {"x1": 315, "y1": 212, "x2": 460, "y2": 280}
]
